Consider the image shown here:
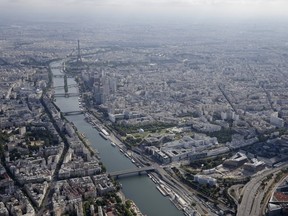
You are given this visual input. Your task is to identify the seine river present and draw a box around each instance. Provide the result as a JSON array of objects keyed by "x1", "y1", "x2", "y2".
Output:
[{"x1": 50, "y1": 61, "x2": 183, "y2": 216}]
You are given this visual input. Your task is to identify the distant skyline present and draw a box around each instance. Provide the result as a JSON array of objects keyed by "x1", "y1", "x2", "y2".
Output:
[{"x1": 0, "y1": 0, "x2": 288, "y2": 22}]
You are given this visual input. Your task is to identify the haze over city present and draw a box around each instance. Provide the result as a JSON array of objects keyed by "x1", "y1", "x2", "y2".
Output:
[
  {"x1": 1, "y1": 0, "x2": 288, "y2": 215},
  {"x1": 1, "y1": 0, "x2": 288, "y2": 22}
]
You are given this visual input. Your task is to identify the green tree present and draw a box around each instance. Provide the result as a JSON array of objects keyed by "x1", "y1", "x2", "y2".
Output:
[{"x1": 125, "y1": 200, "x2": 132, "y2": 208}]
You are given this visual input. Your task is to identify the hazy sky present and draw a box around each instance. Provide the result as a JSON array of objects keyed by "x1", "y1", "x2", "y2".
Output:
[{"x1": 1, "y1": 0, "x2": 288, "y2": 21}]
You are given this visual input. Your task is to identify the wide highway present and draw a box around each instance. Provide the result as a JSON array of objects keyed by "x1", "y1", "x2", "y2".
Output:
[{"x1": 237, "y1": 165, "x2": 288, "y2": 216}]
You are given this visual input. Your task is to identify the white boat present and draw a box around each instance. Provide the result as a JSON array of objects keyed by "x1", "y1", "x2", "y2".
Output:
[
  {"x1": 156, "y1": 185, "x2": 167, "y2": 196},
  {"x1": 151, "y1": 177, "x2": 157, "y2": 183},
  {"x1": 111, "y1": 142, "x2": 116, "y2": 147},
  {"x1": 80, "y1": 133, "x2": 85, "y2": 138},
  {"x1": 99, "y1": 132, "x2": 108, "y2": 140},
  {"x1": 100, "y1": 128, "x2": 109, "y2": 136}
]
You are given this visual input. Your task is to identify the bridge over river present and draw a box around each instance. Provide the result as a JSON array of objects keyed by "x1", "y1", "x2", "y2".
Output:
[
  {"x1": 54, "y1": 93, "x2": 79, "y2": 97},
  {"x1": 53, "y1": 74, "x2": 74, "y2": 78},
  {"x1": 62, "y1": 111, "x2": 84, "y2": 116},
  {"x1": 109, "y1": 166, "x2": 155, "y2": 179},
  {"x1": 53, "y1": 84, "x2": 78, "y2": 90}
]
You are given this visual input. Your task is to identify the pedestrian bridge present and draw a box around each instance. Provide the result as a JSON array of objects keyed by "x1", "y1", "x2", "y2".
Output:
[{"x1": 109, "y1": 166, "x2": 155, "y2": 179}]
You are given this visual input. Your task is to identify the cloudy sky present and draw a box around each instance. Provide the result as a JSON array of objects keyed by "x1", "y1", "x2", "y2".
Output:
[{"x1": 1, "y1": 0, "x2": 288, "y2": 21}]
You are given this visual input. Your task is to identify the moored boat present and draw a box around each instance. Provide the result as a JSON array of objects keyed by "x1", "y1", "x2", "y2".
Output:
[{"x1": 99, "y1": 132, "x2": 108, "y2": 140}]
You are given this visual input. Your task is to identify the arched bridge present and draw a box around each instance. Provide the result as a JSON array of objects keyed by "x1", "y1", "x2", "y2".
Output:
[{"x1": 109, "y1": 166, "x2": 155, "y2": 179}]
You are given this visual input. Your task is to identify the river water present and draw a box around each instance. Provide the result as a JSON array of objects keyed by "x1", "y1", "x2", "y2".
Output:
[{"x1": 50, "y1": 61, "x2": 183, "y2": 216}]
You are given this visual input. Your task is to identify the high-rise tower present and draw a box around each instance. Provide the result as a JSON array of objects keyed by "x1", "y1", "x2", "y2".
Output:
[{"x1": 77, "y1": 39, "x2": 82, "y2": 63}]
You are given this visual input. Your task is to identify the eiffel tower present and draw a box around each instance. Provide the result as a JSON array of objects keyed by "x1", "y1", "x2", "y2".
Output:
[{"x1": 77, "y1": 39, "x2": 82, "y2": 64}]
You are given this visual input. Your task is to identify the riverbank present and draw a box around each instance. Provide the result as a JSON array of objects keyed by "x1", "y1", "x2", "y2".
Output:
[
  {"x1": 84, "y1": 110, "x2": 126, "y2": 149},
  {"x1": 51, "y1": 101, "x2": 100, "y2": 158},
  {"x1": 83, "y1": 111, "x2": 145, "y2": 168},
  {"x1": 117, "y1": 191, "x2": 145, "y2": 216}
]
